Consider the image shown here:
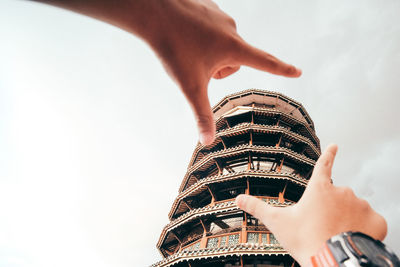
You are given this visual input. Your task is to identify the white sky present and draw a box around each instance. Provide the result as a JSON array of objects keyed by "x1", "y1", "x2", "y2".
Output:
[{"x1": 0, "y1": 1, "x2": 399, "y2": 266}]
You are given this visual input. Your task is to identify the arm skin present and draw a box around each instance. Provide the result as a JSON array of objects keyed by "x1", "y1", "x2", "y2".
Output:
[
  {"x1": 236, "y1": 144, "x2": 388, "y2": 266},
  {"x1": 31, "y1": 0, "x2": 301, "y2": 145}
]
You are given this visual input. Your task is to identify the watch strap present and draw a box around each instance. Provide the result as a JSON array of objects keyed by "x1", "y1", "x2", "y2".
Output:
[{"x1": 311, "y1": 242, "x2": 339, "y2": 267}]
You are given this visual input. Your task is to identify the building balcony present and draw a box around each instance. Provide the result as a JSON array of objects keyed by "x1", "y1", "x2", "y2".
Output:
[
  {"x1": 169, "y1": 170, "x2": 306, "y2": 220},
  {"x1": 179, "y1": 144, "x2": 316, "y2": 193},
  {"x1": 158, "y1": 197, "x2": 294, "y2": 254},
  {"x1": 188, "y1": 123, "x2": 320, "y2": 168}
]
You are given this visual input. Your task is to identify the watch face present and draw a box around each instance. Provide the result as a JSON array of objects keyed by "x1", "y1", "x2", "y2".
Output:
[{"x1": 350, "y1": 233, "x2": 400, "y2": 267}]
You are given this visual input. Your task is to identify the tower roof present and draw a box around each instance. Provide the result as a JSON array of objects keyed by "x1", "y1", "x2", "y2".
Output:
[{"x1": 212, "y1": 89, "x2": 315, "y2": 130}]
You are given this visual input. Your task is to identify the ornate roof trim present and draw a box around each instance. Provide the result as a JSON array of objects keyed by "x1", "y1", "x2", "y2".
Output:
[
  {"x1": 211, "y1": 89, "x2": 315, "y2": 129},
  {"x1": 152, "y1": 244, "x2": 288, "y2": 267}
]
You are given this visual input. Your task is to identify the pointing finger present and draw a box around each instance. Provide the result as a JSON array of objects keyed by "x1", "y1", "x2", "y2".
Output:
[
  {"x1": 239, "y1": 43, "x2": 302, "y2": 78},
  {"x1": 235, "y1": 194, "x2": 280, "y2": 229}
]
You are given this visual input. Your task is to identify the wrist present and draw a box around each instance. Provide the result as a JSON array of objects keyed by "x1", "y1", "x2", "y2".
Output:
[
  {"x1": 111, "y1": 0, "x2": 163, "y2": 41},
  {"x1": 309, "y1": 231, "x2": 400, "y2": 267}
]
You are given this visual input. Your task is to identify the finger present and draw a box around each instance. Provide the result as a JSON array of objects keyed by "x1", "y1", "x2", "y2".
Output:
[
  {"x1": 185, "y1": 85, "x2": 216, "y2": 145},
  {"x1": 235, "y1": 194, "x2": 280, "y2": 228},
  {"x1": 212, "y1": 66, "x2": 240, "y2": 79},
  {"x1": 238, "y1": 43, "x2": 302, "y2": 78},
  {"x1": 309, "y1": 144, "x2": 338, "y2": 186}
]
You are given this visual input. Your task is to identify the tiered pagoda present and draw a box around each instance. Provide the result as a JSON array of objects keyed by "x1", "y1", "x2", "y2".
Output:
[{"x1": 152, "y1": 89, "x2": 321, "y2": 267}]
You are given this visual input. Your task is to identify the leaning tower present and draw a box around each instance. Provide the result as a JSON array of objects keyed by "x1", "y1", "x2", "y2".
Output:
[{"x1": 152, "y1": 89, "x2": 321, "y2": 267}]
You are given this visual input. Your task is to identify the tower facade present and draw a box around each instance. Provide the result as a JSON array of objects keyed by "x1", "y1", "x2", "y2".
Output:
[{"x1": 152, "y1": 89, "x2": 321, "y2": 267}]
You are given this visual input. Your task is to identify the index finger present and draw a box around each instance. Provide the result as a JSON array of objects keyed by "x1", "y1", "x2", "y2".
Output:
[
  {"x1": 238, "y1": 42, "x2": 302, "y2": 78},
  {"x1": 235, "y1": 194, "x2": 280, "y2": 229}
]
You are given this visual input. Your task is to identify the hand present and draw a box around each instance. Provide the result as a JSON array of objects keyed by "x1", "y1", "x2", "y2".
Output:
[
  {"x1": 235, "y1": 144, "x2": 387, "y2": 266},
  {"x1": 146, "y1": 0, "x2": 301, "y2": 144},
  {"x1": 33, "y1": 0, "x2": 301, "y2": 145}
]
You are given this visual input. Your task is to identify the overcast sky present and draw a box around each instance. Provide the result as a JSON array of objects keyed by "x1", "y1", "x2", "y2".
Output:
[{"x1": 0, "y1": 0, "x2": 399, "y2": 266}]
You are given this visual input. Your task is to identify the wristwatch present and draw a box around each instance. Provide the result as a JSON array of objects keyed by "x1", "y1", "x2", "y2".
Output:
[{"x1": 311, "y1": 231, "x2": 400, "y2": 267}]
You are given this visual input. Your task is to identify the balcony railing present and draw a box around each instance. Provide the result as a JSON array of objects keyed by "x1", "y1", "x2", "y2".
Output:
[{"x1": 180, "y1": 230, "x2": 281, "y2": 253}]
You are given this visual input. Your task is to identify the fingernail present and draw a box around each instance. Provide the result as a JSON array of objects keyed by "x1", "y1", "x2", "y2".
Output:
[
  {"x1": 328, "y1": 143, "x2": 338, "y2": 155},
  {"x1": 199, "y1": 133, "x2": 207, "y2": 145},
  {"x1": 199, "y1": 132, "x2": 214, "y2": 145}
]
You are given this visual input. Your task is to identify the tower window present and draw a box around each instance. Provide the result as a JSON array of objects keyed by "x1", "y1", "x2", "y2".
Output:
[
  {"x1": 228, "y1": 234, "x2": 239, "y2": 246},
  {"x1": 206, "y1": 237, "x2": 219, "y2": 248}
]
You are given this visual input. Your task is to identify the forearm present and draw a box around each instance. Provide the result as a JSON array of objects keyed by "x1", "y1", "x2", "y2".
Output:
[{"x1": 30, "y1": 0, "x2": 162, "y2": 43}]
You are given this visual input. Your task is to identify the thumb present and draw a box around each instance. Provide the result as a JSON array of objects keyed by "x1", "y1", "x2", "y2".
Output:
[
  {"x1": 185, "y1": 86, "x2": 216, "y2": 145},
  {"x1": 308, "y1": 144, "x2": 338, "y2": 187},
  {"x1": 235, "y1": 194, "x2": 281, "y2": 229},
  {"x1": 212, "y1": 66, "x2": 240, "y2": 79}
]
